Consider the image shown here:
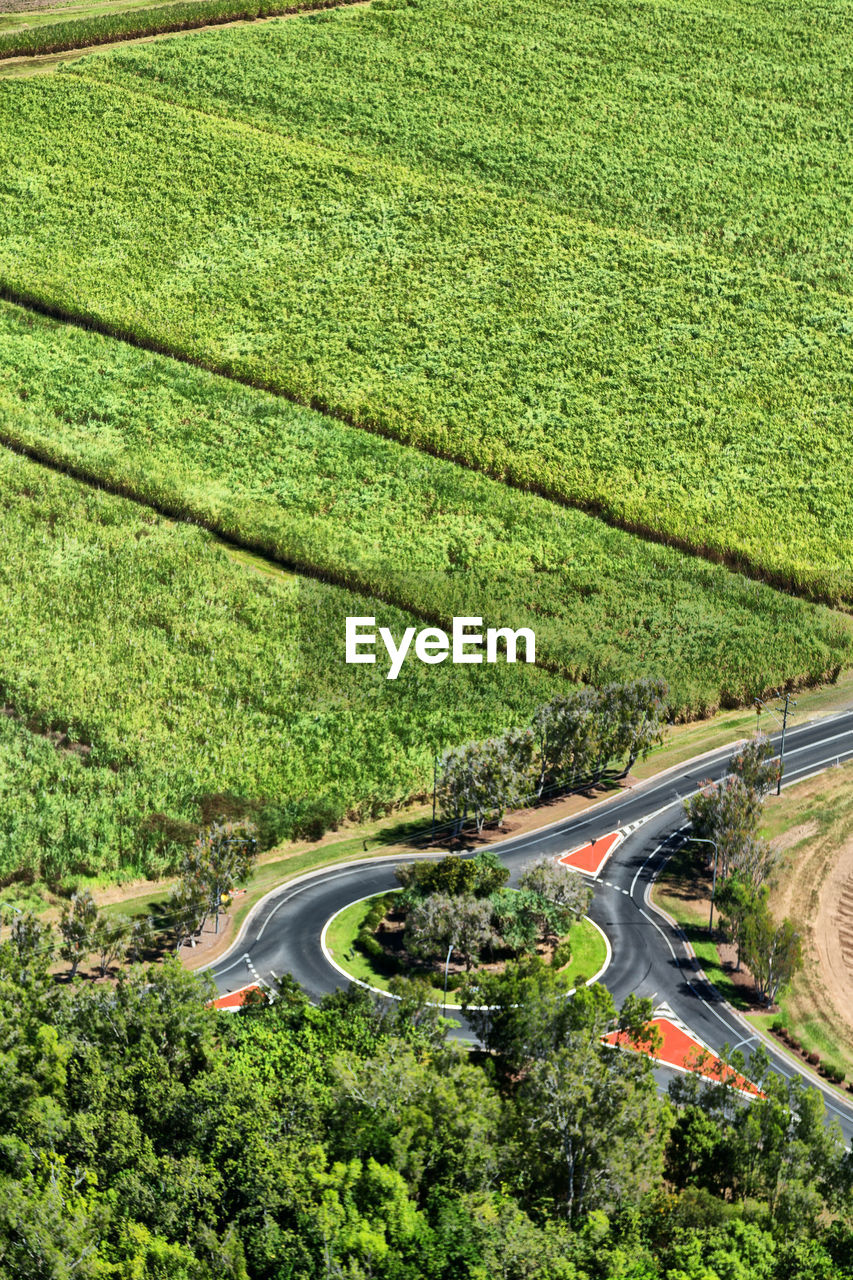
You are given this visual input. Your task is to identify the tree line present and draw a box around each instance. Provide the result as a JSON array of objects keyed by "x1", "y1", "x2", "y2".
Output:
[
  {"x1": 2, "y1": 922, "x2": 852, "y2": 1280},
  {"x1": 438, "y1": 678, "x2": 669, "y2": 834},
  {"x1": 685, "y1": 736, "x2": 802, "y2": 1005}
]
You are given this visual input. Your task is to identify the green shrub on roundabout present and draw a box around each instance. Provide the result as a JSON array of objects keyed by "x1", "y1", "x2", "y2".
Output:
[{"x1": 330, "y1": 852, "x2": 602, "y2": 1001}]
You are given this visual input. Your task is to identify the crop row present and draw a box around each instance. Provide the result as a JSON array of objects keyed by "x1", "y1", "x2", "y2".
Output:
[
  {"x1": 0, "y1": 69, "x2": 851, "y2": 604},
  {"x1": 0, "y1": 300, "x2": 848, "y2": 719},
  {"x1": 74, "y1": 0, "x2": 853, "y2": 292},
  {"x1": 0, "y1": 446, "x2": 558, "y2": 884},
  {"x1": 0, "y1": 0, "x2": 353, "y2": 60}
]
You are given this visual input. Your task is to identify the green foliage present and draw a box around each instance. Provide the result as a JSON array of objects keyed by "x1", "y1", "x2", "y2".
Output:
[
  {"x1": 395, "y1": 852, "x2": 509, "y2": 903},
  {"x1": 461, "y1": 959, "x2": 612, "y2": 1075},
  {"x1": 0, "y1": 933, "x2": 850, "y2": 1278},
  {"x1": 0, "y1": 0, "x2": 849, "y2": 610},
  {"x1": 0, "y1": 0, "x2": 337, "y2": 59},
  {"x1": 58, "y1": 890, "x2": 98, "y2": 980},
  {"x1": 0, "y1": 448, "x2": 557, "y2": 883},
  {"x1": 686, "y1": 736, "x2": 781, "y2": 887},
  {"x1": 741, "y1": 904, "x2": 803, "y2": 1007},
  {"x1": 0, "y1": 300, "x2": 845, "y2": 715}
]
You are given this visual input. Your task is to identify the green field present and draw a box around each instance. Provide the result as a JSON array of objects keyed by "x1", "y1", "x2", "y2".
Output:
[
  {"x1": 0, "y1": 446, "x2": 562, "y2": 885},
  {"x1": 0, "y1": 0, "x2": 852, "y2": 887},
  {"x1": 0, "y1": 0, "x2": 847, "y2": 601},
  {"x1": 0, "y1": 302, "x2": 847, "y2": 717}
]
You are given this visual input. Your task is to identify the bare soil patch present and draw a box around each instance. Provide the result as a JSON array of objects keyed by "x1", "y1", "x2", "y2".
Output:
[
  {"x1": 774, "y1": 827, "x2": 853, "y2": 1066},
  {"x1": 0, "y1": 0, "x2": 66, "y2": 11}
]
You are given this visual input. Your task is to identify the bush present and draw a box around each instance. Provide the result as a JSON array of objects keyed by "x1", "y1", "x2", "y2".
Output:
[
  {"x1": 356, "y1": 929, "x2": 383, "y2": 960},
  {"x1": 257, "y1": 796, "x2": 346, "y2": 847},
  {"x1": 807, "y1": 1052, "x2": 820, "y2": 1066},
  {"x1": 550, "y1": 940, "x2": 573, "y2": 970},
  {"x1": 789, "y1": 1036, "x2": 801, "y2": 1051}
]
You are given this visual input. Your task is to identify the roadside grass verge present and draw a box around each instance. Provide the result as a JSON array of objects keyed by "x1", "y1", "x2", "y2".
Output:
[
  {"x1": 749, "y1": 762, "x2": 853, "y2": 1084},
  {"x1": 651, "y1": 843, "x2": 751, "y2": 1012}
]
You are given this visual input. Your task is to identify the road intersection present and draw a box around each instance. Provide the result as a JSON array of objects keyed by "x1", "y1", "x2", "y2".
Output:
[{"x1": 208, "y1": 708, "x2": 853, "y2": 1138}]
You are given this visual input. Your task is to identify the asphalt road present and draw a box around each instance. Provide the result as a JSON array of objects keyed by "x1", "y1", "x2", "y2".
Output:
[{"x1": 208, "y1": 706, "x2": 853, "y2": 1138}]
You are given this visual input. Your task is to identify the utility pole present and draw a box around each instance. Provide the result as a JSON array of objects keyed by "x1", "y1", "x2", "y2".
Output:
[
  {"x1": 776, "y1": 692, "x2": 795, "y2": 796},
  {"x1": 690, "y1": 838, "x2": 720, "y2": 934},
  {"x1": 443, "y1": 943, "x2": 455, "y2": 1015}
]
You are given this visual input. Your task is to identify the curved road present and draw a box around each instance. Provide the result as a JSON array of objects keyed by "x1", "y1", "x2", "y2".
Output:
[{"x1": 208, "y1": 707, "x2": 853, "y2": 1138}]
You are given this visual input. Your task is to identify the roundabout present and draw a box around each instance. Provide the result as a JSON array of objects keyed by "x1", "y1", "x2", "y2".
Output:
[
  {"x1": 319, "y1": 889, "x2": 611, "y2": 1009},
  {"x1": 205, "y1": 708, "x2": 853, "y2": 1140}
]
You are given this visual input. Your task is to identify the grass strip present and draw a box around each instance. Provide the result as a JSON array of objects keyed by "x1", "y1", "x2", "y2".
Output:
[
  {"x1": 651, "y1": 843, "x2": 750, "y2": 1012},
  {"x1": 0, "y1": 0, "x2": 357, "y2": 58}
]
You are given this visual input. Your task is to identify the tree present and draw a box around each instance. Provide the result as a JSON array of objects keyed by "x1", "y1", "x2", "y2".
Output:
[
  {"x1": 470, "y1": 848, "x2": 510, "y2": 897},
  {"x1": 518, "y1": 858, "x2": 592, "y2": 942},
  {"x1": 741, "y1": 902, "x2": 803, "y2": 1005},
  {"x1": 686, "y1": 774, "x2": 762, "y2": 881},
  {"x1": 332, "y1": 1044, "x2": 501, "y2": 1199},
  {"x1": 461, "y1": 959, "x2": 613, "y2": 1075},
  {"x1": 594, "y1": 678, "x2": 669, "y2": 776},
  {"x1": 730, "y1": 733, "x2": 780, "y2": 797},
  {"x1": 438, "y1": 730, "x2": 536, "y2": 834},
  {"x1": 405, "y1": 893, "x2": 494, "y2": 971},
  {"x1": 92, "y1": 914, "x2": 131, "y2": 978},
  {"x1": 58, "y1": 890, "x2": 98, "y2": 980},
  {"x1": 729, "y1": 833, "x2": 777, "y2": 893},
  {"x1": 506, "y1": 990, "x2": 667, "y2": 1219},
  {"x1": 714, "y1": 874, "x2": 755, "y2": 969},
  {"x1": 395, "y1": 850, "x2": 509, "y2": 905},
  {"x1": 126, "y1": 915, "x2": 153, "y2": 964},
  {"x1": 166, "y1": 820, "x2": 258, "y2": 951},
  {"x1": 187, "y1": 820, "x2": 258, "y2": 934},
  {"x1": 516, "y1": 1036, "x2": 668, "y2": 1221},
  {"x1": 686, "y1": 736, "x2": 782, "y2": 888},
  {"x1": 489, "y1": 887, "x2": 541, "y2": 958},
  {"x1": 4, "y1": 911, "x2": 53, "y2": 984},
  {"x1": 166, "y1": 875, "x2": 209, "y2": 953},
  {"x1": 531, "y1": 689, "x2": 600, "y2": 795}
]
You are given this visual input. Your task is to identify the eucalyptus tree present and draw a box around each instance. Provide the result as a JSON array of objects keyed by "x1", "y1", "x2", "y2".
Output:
[{"x1": 58, "y1": 890, "x2": 98, "y2": 980}]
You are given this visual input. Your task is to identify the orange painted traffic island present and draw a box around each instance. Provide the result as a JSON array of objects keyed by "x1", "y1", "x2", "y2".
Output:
[
  {"x1": 605, "y1": 1017, "x2": 762, "y2": 1097},
  {"x1": 209, "y1": 983, "x2": 264, "y2": 1010},
  {"x1": 558, "y1": 831, "x2": 621, "y2": 876}
]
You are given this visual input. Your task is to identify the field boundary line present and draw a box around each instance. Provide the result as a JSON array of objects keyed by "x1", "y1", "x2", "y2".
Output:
[
  {"x1": 0, "y1": 421, "x2": 605, "y2": 685},
  {"x1": 0, "y1": 278, "x2": 847, "y2": 613}
]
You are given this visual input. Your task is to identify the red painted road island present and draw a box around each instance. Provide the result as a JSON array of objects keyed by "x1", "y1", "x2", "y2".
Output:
[
  {"x1": 557, "y1": 831, "x2": 621, "y2": 876},
  {"x1": 605, "y1": 1017, "x2": 762, "y2": 1097},
  {"x1": 209, "y1": 983, "x2": 264, "y2": 1011}
]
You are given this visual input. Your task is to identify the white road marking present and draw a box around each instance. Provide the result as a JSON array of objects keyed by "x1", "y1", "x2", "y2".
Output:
[{"x1": 214, "y1": 951, "x2": 253, "y2": 978}]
